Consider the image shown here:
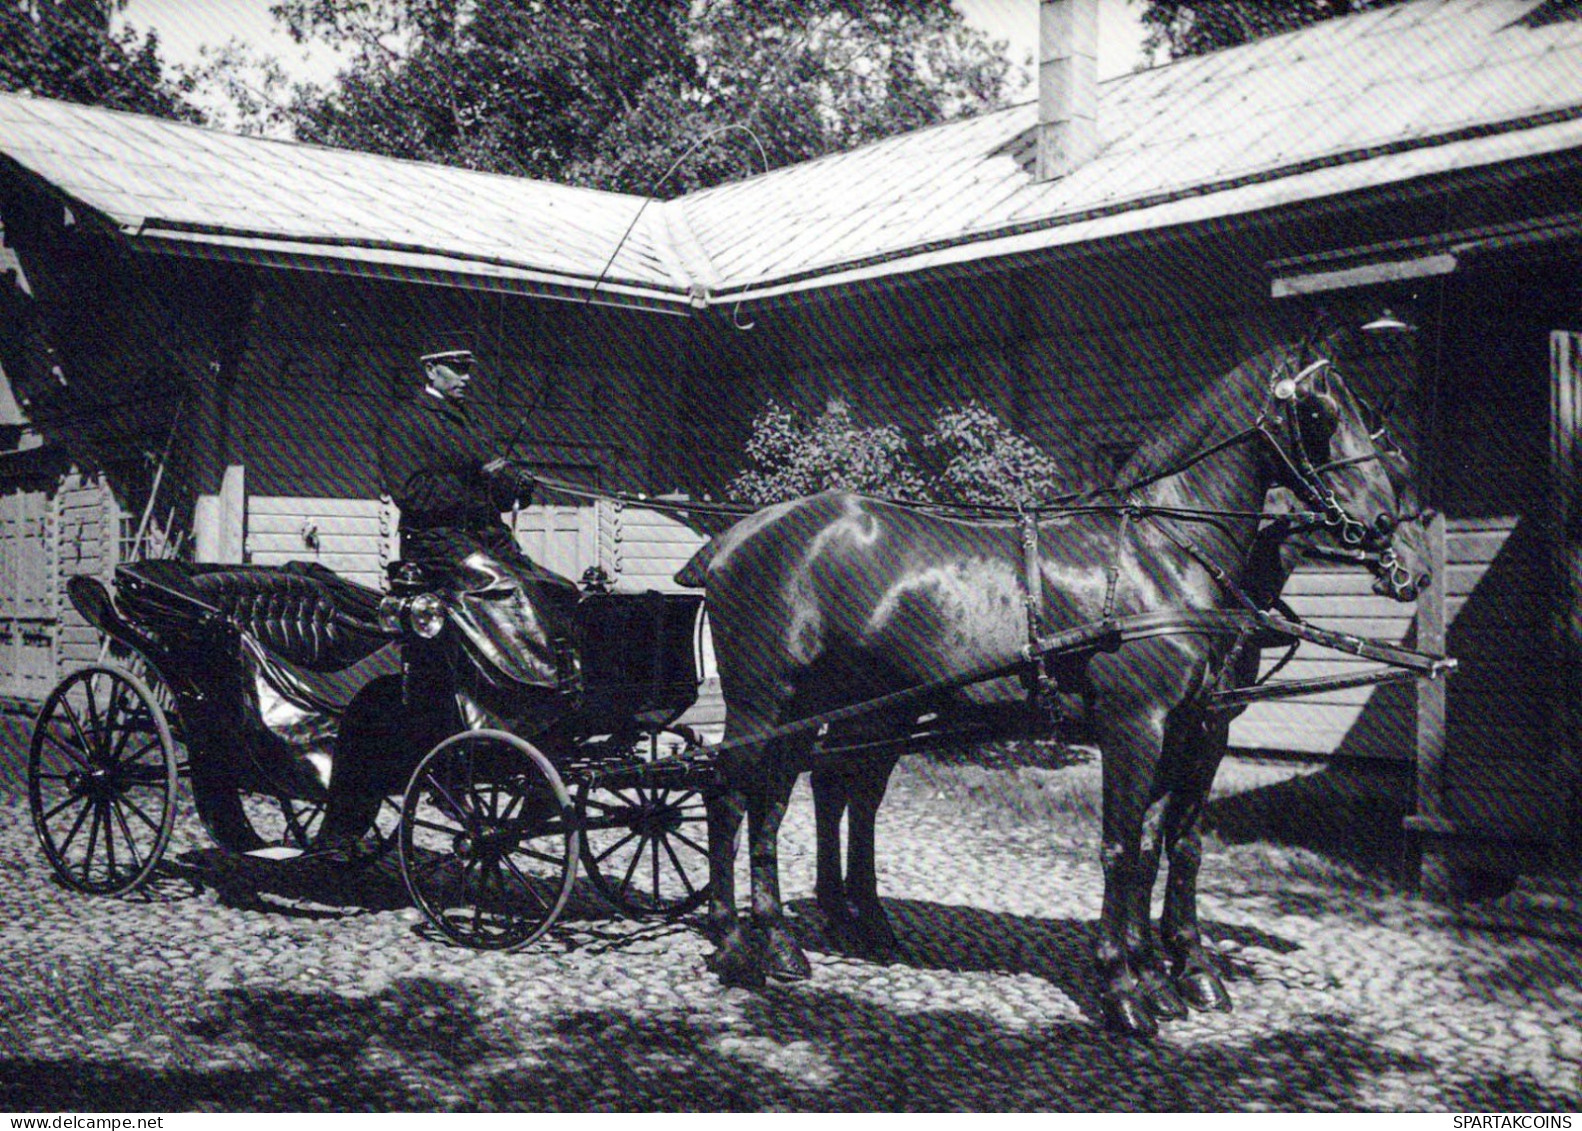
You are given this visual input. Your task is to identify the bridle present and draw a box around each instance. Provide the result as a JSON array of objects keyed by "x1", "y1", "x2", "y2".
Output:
[{"x1": 1249, "y1": 353, "x2": 1418, "y2": 598}]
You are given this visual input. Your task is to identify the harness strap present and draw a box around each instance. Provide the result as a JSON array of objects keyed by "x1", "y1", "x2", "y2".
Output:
[
  {"x1": 1017, "y1": 508, "x2": 1044, "y2": 645},
  {"x1": 1103, "y1": 506, "x2": 1133, "y2": 624}
]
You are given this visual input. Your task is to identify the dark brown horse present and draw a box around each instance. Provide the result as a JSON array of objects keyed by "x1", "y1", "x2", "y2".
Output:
[
  {"x1": 809, "y1": 446, "x2": 1436, "y2": 968},
  {"x1": 691, "y1": 341, "x2": 1425, "y2": 1038}
]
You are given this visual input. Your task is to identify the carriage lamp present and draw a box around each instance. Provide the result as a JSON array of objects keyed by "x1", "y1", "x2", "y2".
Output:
[{"x1": 378, "y1": 591, "x2": 447, "y2": 638}]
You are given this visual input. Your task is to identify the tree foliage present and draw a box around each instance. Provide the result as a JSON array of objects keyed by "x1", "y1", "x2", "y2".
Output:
[
  {"x1": 1, "y1": 0, "x2": 198, "y2": 119},
  {"x1": 1138, "y1": 0, "x2": 1405, "y2": 62},
  {"x1": 728, "y1": 398, "x2": 1063, "y2": 509},
  {"x1": 247, "y1": 0, "x2": 1022, "y2": 193}
]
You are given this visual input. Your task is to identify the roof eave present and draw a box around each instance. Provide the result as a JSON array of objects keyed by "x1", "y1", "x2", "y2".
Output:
[{"x1": 130, "y1": 229, "x2": 699, "y2": 317}]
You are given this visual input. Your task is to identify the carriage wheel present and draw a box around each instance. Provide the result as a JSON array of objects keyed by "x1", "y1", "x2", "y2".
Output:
[
  {"x1": 27, "y1": 664, "x2": 179, "y2": 896},
  {"x1": 399, "y1": 730, "x2": 579, "y2": 951},
  {"x1": 577, "y1": 726, "x2": 711, "y2": 919}
]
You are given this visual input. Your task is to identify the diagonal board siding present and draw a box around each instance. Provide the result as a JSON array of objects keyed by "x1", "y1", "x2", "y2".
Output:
[{"x1": 1229, "y1": 565, "x2": 1420, "y2": 758}]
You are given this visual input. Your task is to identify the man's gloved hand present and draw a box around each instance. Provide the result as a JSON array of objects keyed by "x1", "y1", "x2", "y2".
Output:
[{"x1": 483, "y1": 458, "x2": 537, "y2": 511}]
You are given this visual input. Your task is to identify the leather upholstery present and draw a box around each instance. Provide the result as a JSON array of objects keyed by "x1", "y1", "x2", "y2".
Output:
[{"x1": 117, "y1": 560, "x2": 391, "y2": 672}]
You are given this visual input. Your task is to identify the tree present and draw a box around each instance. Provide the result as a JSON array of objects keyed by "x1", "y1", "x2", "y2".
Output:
[
  {"x1": 240, "y1": 0, "x2": 1022, "y2": 192},
  {"x1": 0, "y1": 0, "x2": 199, "y2": 120},
  {"x1": 1138, "y1": 0, "x2": 1406, "y2": 62}
]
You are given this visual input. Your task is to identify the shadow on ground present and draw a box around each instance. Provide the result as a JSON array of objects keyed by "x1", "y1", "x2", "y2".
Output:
[
  {"x1": 0, "y1": 972, "x2": 1569, "y2": 1111},
  {"x1": 1205, "y1": 759, "x2": 1413, "y2": 883}
]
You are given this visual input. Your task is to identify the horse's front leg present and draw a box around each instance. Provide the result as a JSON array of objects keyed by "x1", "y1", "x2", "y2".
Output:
[
  {"x1": 1096, "y1": 706, "x2": 1168, "y2": 1039},
  {"x1": 1159, "y1": 717, "x2": 1233, "y2": 1013},
  {"x1": 843, "y1": 755, "x2": 900, "y2": 955},
  {"x1": 1131, "y1": 793, "x2": 1189, "y2": 1022},
  {"x1": 749, "y1": 760, "x2": 811, "y2": 982},
  {"x1": 810, "y1": 768, "x2": 850, "y2": 926}
]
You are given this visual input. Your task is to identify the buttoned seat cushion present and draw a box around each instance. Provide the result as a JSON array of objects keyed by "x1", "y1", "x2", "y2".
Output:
[{"x1": 117, "y1": 560, "x2": 391, "y2": 673}]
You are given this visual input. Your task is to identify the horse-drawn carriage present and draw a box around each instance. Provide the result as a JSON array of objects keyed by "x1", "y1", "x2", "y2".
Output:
[
  {"x1": 27, "y1": 552, "x2": 713, "y2": 949},
  {"x1": 26, "y1": 336, "x2": 1457, "y2": 1038}
]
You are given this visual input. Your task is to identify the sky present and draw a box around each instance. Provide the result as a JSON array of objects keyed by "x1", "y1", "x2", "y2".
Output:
[{"x1": 121, "y1": 0, "x2": 1153, "y2": 92}]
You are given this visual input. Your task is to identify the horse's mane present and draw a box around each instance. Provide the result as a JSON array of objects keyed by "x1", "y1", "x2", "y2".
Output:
[{"x1": 1116, "y1": 343, "x2": 1294, "y2": 487}]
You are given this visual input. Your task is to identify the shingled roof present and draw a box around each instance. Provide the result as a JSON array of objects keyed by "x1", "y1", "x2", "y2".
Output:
[{"x1": 2, "y1": 0, "x2": 1579, "y2": 312}]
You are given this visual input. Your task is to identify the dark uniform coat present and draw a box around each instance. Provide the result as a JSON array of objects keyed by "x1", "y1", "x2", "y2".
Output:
[
  {"x1": 377, "y1": 389, "x2": 578, "y2": 701},
  {"x1": 379, "y1": 390, "x2": 515, "y2": 564}
]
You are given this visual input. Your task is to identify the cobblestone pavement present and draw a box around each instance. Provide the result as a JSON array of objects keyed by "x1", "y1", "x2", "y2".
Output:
[{"x1": 2, "y1": 758, "x2": 1580, "y2": 1112}]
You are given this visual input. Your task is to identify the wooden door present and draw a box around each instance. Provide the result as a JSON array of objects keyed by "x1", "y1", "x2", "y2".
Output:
[{"x1": 0, "y1": 486, "x2": 56, "y2": 701}]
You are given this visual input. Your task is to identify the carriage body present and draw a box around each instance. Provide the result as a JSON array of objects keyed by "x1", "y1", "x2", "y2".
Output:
[{"x1": 28, "y1": 555, "x2": 713, "y2": 948}]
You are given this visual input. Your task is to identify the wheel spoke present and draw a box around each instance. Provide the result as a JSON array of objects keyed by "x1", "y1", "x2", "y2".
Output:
[
  {"x1": 499, "y1": 852, "x2": 553, "y2": 914},
  {"x1": 108, "y1": 799, "x2": 145, "y2": 874},
  {"x1": 409, "y1": 812, "x2": 465, "y2": 837},
  {"x1": 660, "y1": 835, "x2": 700, "y2": 897},
  {"x1": 82, "y1": 678, "x2": 106, "y2": 758},
  {"x1": 670, "y1": 827, "x2": 710, "y2": 857},
  {"x1": 41, "y1": 785, "x2": 89, "y2": 823},
  {"x1": 41, "y1": 720, "x2": 93, "y2": 772},
  {"x1": 514, "y1": 843, "x2": 570, "y2": 869},
  {"x1": 616, "y1": 834, "x2": 645, "y2": 897},
  {"x1": 425, "y1": 771, "x2": 472, "y2": 826},
  {"x1": 79, "y1": 800, "x2": 105, "y2": 882},
  {"x1": 116, "y1": 790, "x2": 166, "y2": 836},
  {"x1": 116, "y1": 737, "x2": 164, "y2": 770},
  {"x1": 104, "y1": 798, "x2": 120, "y2": 876},
  {"x1": 50, "y1": 791, "x2": 95, "y2": 852},
  {"x1": 590, "y1": 828, "x2": 640, "y2": 864},
  {"x1": 102, "y1": 680, "x2": 137, "y2": 766}
]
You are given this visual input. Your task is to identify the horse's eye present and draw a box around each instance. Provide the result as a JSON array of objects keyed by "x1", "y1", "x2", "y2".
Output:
[{"x1": 1374, "y1": 512, "x2": 1396, "y2": 536}]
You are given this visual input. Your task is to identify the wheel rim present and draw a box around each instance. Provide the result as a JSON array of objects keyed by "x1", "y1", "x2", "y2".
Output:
[
  {"x1": 399, "y1": 731, "x2": 578, "y2": 951},
  {"x1": 28, "y1": 665, "x2": 178, "y2": 895}
]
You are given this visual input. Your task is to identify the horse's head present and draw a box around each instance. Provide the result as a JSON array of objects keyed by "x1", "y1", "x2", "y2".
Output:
[{"x1": 1259, "y1": 353, "x2": 1433, "y2": 602}]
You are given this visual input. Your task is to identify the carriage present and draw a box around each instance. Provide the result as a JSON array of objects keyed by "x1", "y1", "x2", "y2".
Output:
[
  {"x1": 27, "y1": 337, "x2": 1460, "y2": 1037},
  {"x1": 26, "y1": 553, "x2": 714, "y2": 950}
]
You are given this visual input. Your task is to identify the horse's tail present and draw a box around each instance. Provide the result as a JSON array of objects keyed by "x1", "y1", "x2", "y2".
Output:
[{"x1": 674, "y1": 540, "x2": 715, "y2": 589}]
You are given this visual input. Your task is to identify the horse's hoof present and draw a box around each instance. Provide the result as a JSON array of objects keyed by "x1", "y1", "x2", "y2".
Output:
[
  {"x1": 763, "y1": 929, "x2": 812, "y2": 983},
  {"x1": 1142, "y1": 977, "x2": 1189, "y2": 1021},
  {"x1": 1176, "y1": 969, "x2": 1233, "y2": 1013},
  {"x1": 701, "y1": 911, "x2": 738, "y2": 947},
  {"x1": 705, "y1": 927, "x2": 765, "y2": 989},
  {"x1": 851, "y1": 910, "x2": 899, "y2": 958},
  {"x1": 1101, "y1": 992, "x2": 1159, "y2": 1040}
]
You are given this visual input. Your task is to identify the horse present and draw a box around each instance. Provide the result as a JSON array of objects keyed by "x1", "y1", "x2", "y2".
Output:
[
  {"x1": 690, "y1": 339, "x2": 1425, "y2": 1038},
  {"x1": 808, "y1": 443, "x2": 1436, "y2": 966}
]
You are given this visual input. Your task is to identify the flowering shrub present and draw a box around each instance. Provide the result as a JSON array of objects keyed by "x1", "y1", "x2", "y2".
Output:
[
  {"x1": 920, "y1": 402, "x2": 1064, "y2": 507},
  {"x1": 727, "y1": 399, "x2": 930, "y2": 507},
  {"x1": 728, "y1": 397, "x2": 1064, "y2": 507}
]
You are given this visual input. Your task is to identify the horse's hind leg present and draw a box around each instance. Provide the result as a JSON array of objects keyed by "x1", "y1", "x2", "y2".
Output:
[
  {"x1": 749, "y1": 758, "x2": 812, "y2": 982},
  {"x1": 703, "y1": 785, "x2": 760, "y2": 987}
]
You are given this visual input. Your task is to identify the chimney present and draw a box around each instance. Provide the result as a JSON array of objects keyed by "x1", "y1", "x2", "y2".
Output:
[{"x1": 1036, "y1": 0, "x2": 1099, "y2": 182}]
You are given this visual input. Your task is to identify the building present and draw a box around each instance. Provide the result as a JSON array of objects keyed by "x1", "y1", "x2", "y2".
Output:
[{"x1": 2, "y1": 0, "x2": 1579, "y2": 891}]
